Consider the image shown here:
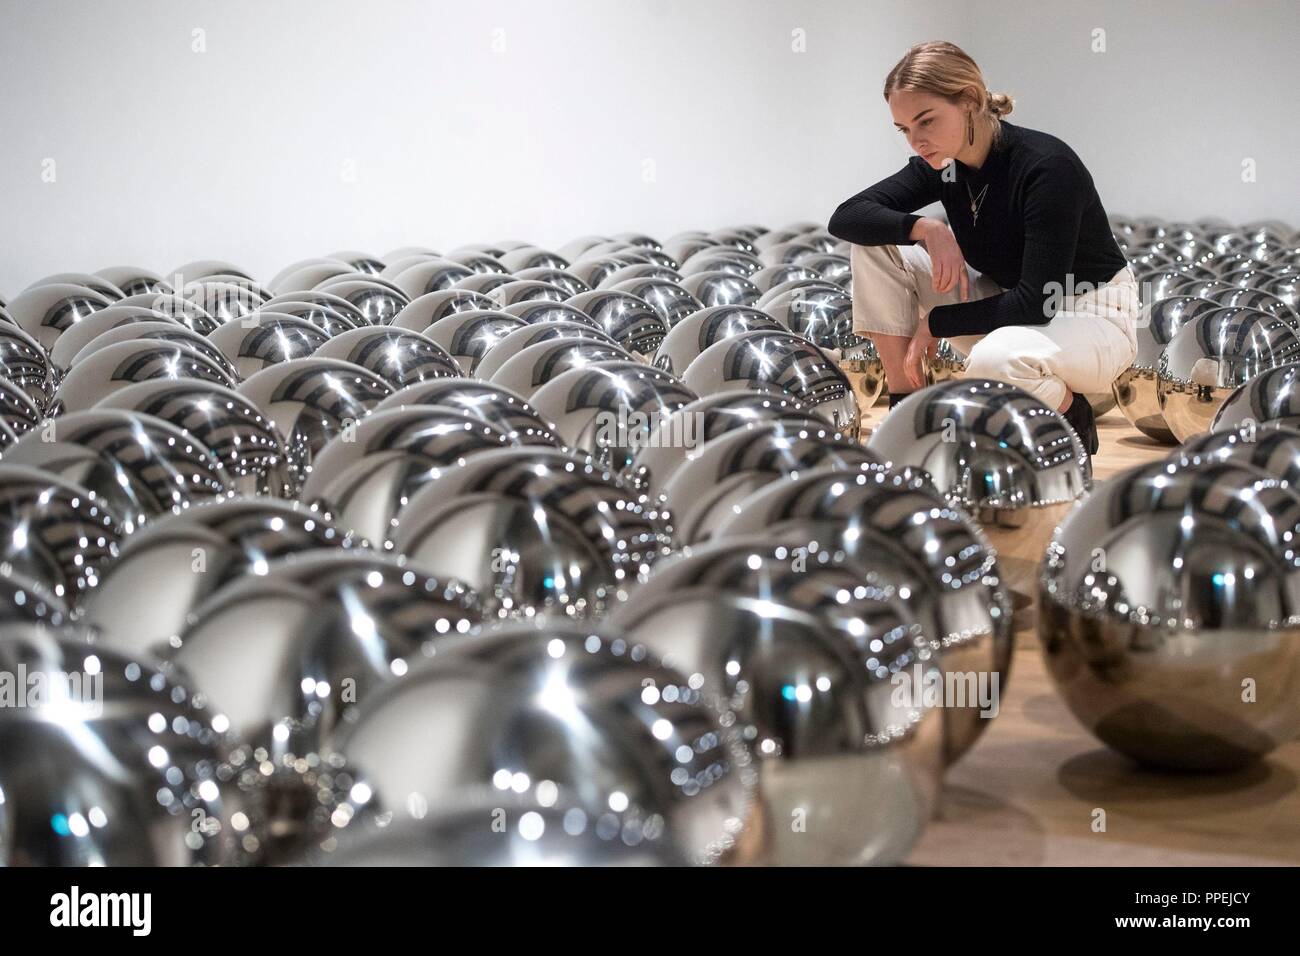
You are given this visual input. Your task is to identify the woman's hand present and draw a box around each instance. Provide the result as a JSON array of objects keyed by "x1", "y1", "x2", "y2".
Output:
[
  {"x1": 916, "y1": 218, "x2": 970, "y2": 301},
  {"x1": 903, "y1": 322, "x2": 937, "y2": 391}
]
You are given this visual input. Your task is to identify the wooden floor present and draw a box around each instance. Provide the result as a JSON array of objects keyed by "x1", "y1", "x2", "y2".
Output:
[{"x1": 855, "y1": 401, "x2": 1300, "y2": 866}]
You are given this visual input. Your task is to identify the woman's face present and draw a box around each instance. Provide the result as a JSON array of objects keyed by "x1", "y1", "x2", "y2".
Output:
[{"x1": 889, "y1": 90, "x2": 967, "y2": 169}]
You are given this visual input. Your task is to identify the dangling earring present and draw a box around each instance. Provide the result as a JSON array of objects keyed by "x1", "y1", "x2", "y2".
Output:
[{"x1": 967, "y1": 111, "x2": 974, "y2": 146}]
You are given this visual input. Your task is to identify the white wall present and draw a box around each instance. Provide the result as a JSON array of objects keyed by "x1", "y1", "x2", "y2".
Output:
[
  {"x1": 2, "y1": 0, "x2": 1294, "y2": 296},
  {"x1": 0, "y1": 0, "x2": 965, "y2": 293},
  {"x1": 968, "y1": 0, "x2": 1299, "y2": 227}
]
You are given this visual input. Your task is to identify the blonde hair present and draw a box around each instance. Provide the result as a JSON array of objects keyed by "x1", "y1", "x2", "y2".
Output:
[{"x1": 884, "y1": 41, "x2": 1014, "y2": 144}]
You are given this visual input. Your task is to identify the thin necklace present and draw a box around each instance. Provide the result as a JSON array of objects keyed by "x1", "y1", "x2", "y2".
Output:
[{"x1": 966, "y1": 180, "x2": 990, "y2": 225}]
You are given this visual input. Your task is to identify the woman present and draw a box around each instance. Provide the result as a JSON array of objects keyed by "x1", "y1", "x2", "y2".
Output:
[{"x1": 827, "y1": 40, "x2": 1139, "y2": 455}]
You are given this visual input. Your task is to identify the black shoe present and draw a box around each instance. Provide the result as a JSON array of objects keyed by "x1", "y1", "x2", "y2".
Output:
[
  {"x1": 888, "y1": 391, "x2": 913, "y2": 409},
  {"x1": 1062, "y1": 392, "x2": 1099, "y2": 455}
]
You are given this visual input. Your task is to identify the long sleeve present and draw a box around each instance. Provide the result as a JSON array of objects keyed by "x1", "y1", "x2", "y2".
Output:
[
  {"x1": 827, "y1": 157, "x2": 939, "y2": 247},
  {"x1": 928, "y1": 155, "x2": 1087, "y2": 338}
]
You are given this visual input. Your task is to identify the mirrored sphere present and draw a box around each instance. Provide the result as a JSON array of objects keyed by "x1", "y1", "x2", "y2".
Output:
[
  {"x1": 47, "y1": 304, "x2": 181, "y2": 372},
  {"x1": 0, "y1": 464, "x2": 122, "y2": 605},
  {"x1": 208, "y1": 313, "x2": 330, "y2": 376},
  {"x1": 391, "y1": 447, "x2": 672, "y2": 618},
  {"x1": 1039, "y1": 459, "x2": 1300, "y2": 770},
  {"x1": 682, "y1": 329, "x2": 861, "y2": 438},
  {"x1": 237, "y1": 358, "x2": 395, "y2": 492},
  {"x1": 0, "y1": 621, "x2": 261, "y2": 865},
  {"x1": 661, "y1": 420, "x2": 882, "y2": 544},
  {"x1": 389, "y1": 289, "x2": 498, "y2": 333},
  {"x1": 566, "y1": 290, "x2": 668, "y2": 357},
  {"x1": 0, "y1": 320, "x2": 57, "y2": 411},
  {"x1": 94, "y1": 379, "x2": 292, "y2": 497},
  {"x1": 610, "y1": 538, "x2": 941, "y2": 865},
  {"x1": 300, "y1": 406, "x2": 516, "y2": 547},
  {"x1": 2, "y1": 409, "x2": 231, "y2": 533},
  {"x1": 0, "y1": 565, "x2": 70, "y2": 627},
  {"x1": 678, "y1": 271, "x2": 763, "y2": 308},
  {"x1": 51, "y1": 340, "x2": 238, "y2": 415},
  {"x1": 313, "y1": 326, "x2": 460, "y2": 389},
  {"x1": 1113, "y1": 296, "x2": 1221, "y2": 443},
  {"x1": 1212, "y1": 360, "x2": 1300, "y2": 433},
  {"x1": 529, "y1": 361, "x2": 697, "y2": 471},
  {"x1": 473, "y1": 321, "x2": 616, "y2": 382},
  {"x1": 416, "y1": 309, "x2": 526, "y2": 375},
  {"x1": 628, "y1": 390, "x2": 826, "y2": 500},
  {"x1": 82, "y1": 499, "x2": 352, "y2": 660},
  {"x1": 714, "y1": 468, "x2": 1013, "y2": 764},
  {"x1": 374, "y1": 379, "x2": 560, "y2": 447},
  {"x1": 489, "y1": 337, "x2": 636, "y2": 399},
  {"x1": 7, "y1": 283, "x2": 114, "y2": 351},
  {"x1": 317, "y1": 797, "x2": 688, "y2": 866},
  {"x1": 333, "y1": 622, "x2": 754, "y2": 865},
  {"x1": 868, "y1": 380, "x2": 1089, "y2": 597},
  {"x1": 1158, "y1": 307, "x2": 1300, "y2": 441},
  {"x1": 653, "y1": 305, "x2": 783, "y2": 377}
]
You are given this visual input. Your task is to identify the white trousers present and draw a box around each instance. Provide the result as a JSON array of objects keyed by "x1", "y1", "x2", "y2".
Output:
[{"x1": 848, "y1": 242, "x2": 1140, "y2": 408}]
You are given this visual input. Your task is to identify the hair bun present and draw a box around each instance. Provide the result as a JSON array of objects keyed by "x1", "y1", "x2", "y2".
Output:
[{"x1": 987, "y1": 91, "x2": 1014, "y2": 117}]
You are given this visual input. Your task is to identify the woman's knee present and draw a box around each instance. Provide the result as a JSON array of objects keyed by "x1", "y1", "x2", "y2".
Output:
[{"x1": 962, "y1": 329, "x2": 1029, "y2": 380}]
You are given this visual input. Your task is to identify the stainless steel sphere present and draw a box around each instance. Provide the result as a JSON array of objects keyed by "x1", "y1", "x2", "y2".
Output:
[
  {"x1": 50, "y1": 339, "x2": 238, "y2": 415},
  {"x1": 1158, "y1": 307, "x2": 1300, "y2": 441},
  {"x1": 391, "y1": 447, "x2": 673, "y2": 618},
  {"x1": 94, "y1": 379, "x2": 294, "y2": 497},
  {"x1": 208, "y1": 313, "x2": 331, "y2": 376},
  {"x1": 0, "y1": 464, "x2": 122, "y2": 606},
  {"x1": 528, "y1": 360, "x2": 697, "y2": 471},
  {"x1": 682, "y1": 329, "x2": 861, "y2": 439},
  {"x1": 312, "y1": 326, "x2": 461, "y2": 390},
  {"x1": 2, "y1": 409, "x2": 231, "y2": 533},
  {"x1": 6, "y1": 282, "x2": 113, "y2": 351},
  {"x1": 488, "y1": 337, "x2": 636, "y2": 399},
  {"x1": 317, "y1": 797, "x2": 689, "y2": 866},
  {"x1": 81, "y1": 499, "x2": 352, "y2": 661},
  {"x1": 501, "y1": 299, "x2": 602, "y2": 328},
  {"x1": 713, "y1": 468, "x2": 1013, "y2": 764},
  {"x1": 1113, "y1": 296, "x2": 1221, "y2": 443},
  {"x1": 472, "y1": 320, "x2": 616, "y2": 382},
  {"x1": 117, "y1": 292, "x2": 219, "y2": 335},
  {"x1": 173, "y1": 548, "x2": 481, "y2": 760},
  {"x1": 414, "y1": 309, "x2": 526, "y2": 375},
  {"x1": 1212, "y1": 360, "x2": 1300, "y2": 433},
  {"x1": 0, "y1": 565, "x2": 70, "y2": 627},
  {"x1": 678, "y1": 271, "x2": 763, "y2": 308},
  {"x1": 628, "y1": 390, "x2": 829, "y2": 501},
  {"x1": 170, "y1": 549, "x2": 482, "y2": 858},
  {"x1": 333, "y1": 622, "x2": 754, "y2": 865},
  {"x1": 0, "y1": 621, "x2": 261, "y2": 865},
  {"x1": 1039, "y1": 459, "x2": 1300, "y2": 770},
  {"x1": 374, "y1": 378, "x2": 560, "y2": 447},
  {"x1": 236, "y1": 357, "x2": 395, "y2": 492},
  {"x1": 312, "y1": 277, "x2": 410, "y2": 326},
  {"x1": 661, "y1": 420, "x2": 882, "y2": 543},
  {"x1": 389, "y1": 259, "x2": 477, "y2": 300},
  {"x1": 299, "y1": 406, "x2": 516, "y2": 547},
  {"x1": 609, "y1": 538, "x2": 942, "y2": 865},
  {"x1": 61, "y1": 319, "x2": 239, "y2": 380},
  {"x1": 566, "y1": 289, "x2": 668, "y2": 357},
  {"x1": 96, "y1": 265, "x2": 171, "y2": 298},
  {"x1": 652, "y1": 305, "x2": 783, "y2": 377},
  {"x1": 1173, "y1": 422, "x2": 1300, "y2": 485},
  {"x1": 868, "y1": 380, "x2": 1090, "y2": 599},
  {"x1": 607, "y1": 278, "x2": 704, "y2": 328},
  {"x1": 389, "y1": 289, "x2": 499, "y2": 334},
  {"x1": 0, "y1": 320, "x2": 57, "y2": 411},
  {"x1": 260, "y1": 291, "x2": 368, "y2": 335},
  {"x1": 46, "y1": 303, "x2": 181, "y2": 371}
]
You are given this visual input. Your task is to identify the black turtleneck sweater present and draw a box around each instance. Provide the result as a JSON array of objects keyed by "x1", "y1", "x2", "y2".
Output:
[{"x1": 827, "y1": 120, "x2": 1128, "y2": 338}]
